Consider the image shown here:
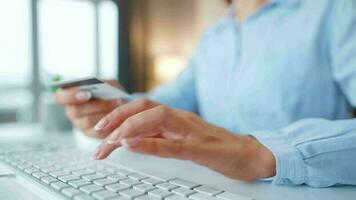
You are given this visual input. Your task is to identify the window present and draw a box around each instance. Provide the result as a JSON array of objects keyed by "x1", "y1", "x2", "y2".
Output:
[
  {"x1": 39, "y1": 0, "x2": 97, "y2": 78},
  {"x1": 0, "y1": 0, "x2": 32, "y2": 123},
  {"x1": 99, "y1": 1, "x2": 119, "y2": 79},
  {"x1": 0, "y1": 0, "x2": 119, "y2": 123}
]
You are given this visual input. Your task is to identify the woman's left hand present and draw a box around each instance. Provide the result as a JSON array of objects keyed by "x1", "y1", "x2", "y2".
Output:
[{"x1": 93, "y1": 98, "x2": 276, "y2": 181}]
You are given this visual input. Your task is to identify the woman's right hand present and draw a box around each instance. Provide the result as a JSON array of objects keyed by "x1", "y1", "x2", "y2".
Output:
[{"x1": 54, "y1": 80, "x2": 127, "y2": 138}]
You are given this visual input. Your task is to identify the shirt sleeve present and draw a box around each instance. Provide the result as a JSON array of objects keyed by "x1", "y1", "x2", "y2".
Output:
[
  {"x1": 329, "y1": 0, "x2": 356, "y2": 107},
  {"x1": 132, "y1": 62, "x2": 197, "y2": 112},
  {"x1": 144, "y1": 62, "x2": 198, "y2": 113},
  {"x1": 132, "y1": 33, "x2": 210, "y2": 113},
  {"x1": 251, "y1": 0, "x2": 356, "y2": 187},
  {"x1": 251, "y1": 119, "x2": 356, "y2": 187}
]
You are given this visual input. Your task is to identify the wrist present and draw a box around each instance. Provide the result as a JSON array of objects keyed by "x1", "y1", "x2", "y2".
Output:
[{"x1": 247, "y1": 135, "x2": 276, "y2": 179}]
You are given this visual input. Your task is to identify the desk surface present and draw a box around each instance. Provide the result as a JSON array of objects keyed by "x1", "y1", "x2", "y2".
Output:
[{"x1": 1, "y1": 124, "x2": 356, "y2": 200}]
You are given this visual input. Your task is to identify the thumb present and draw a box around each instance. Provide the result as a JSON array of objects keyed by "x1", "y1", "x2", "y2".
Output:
[{"x1": 121, "y1": 138, "x2": 189, "y2": 160}]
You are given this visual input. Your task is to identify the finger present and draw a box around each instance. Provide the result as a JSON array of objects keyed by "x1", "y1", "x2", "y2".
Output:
[
  {"x1": 108, "y1": 105, "x2": 171, "y2": 143},
  {"x1": 65, "y1": 99, "x2": 122, "y2": 118},
  {"x1": 93, "y1": 98, "x2": 159, "y2": 133},
  {"x1": 94, "y1": 106, "x2": 174, "y2": 160},
  {"x1": 122, "y1": 138, "x2": 191, "y2": 160},
  {"x1": 54, "y1": 88, "x2": 92, "y2": 105},
  {"x1": 94, "y1": 129, "x2": 162, "y2": 160},
  {"x1": 106, "y1": 80, "x2": 125, "y2": 91},
  {"x1": 82, "y1": 129, "x2": 105, "y2": 139}
]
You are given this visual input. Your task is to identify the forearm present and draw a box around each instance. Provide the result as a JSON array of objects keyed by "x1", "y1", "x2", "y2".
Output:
[{"x1": 247, "y1": 135, "x2": 276, "y2": 179}]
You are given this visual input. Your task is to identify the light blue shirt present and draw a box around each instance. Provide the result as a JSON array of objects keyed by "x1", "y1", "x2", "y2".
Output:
[{"x1": 141, "y1": 0, "x2": 356, "y2": 187}]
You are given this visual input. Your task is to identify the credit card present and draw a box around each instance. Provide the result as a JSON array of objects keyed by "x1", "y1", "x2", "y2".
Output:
[{"x1": 52, "y1": 76, "x2": 133, "y2": 100}]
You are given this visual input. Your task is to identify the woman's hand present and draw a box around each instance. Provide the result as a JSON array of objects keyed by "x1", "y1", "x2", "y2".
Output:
[
  {"x1": 54, "y1": 80, "x2": 127, "y2": 138},
  {"x1": 94, "y1": 98, "x2": 276, "y2": 181}
]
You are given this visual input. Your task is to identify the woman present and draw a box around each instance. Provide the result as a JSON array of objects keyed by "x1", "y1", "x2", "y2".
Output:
[{"x1": 55, "y1": 0, "x2": 356, "y2": 187}]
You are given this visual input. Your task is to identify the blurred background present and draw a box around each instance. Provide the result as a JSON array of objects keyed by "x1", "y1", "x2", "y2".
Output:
[{"x1": 0, "y1": 0, "x2": 229, "y2": 126}]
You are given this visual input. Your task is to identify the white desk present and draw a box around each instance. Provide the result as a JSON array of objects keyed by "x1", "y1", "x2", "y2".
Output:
[{"x1": 1, "y1": 124, "x2": 356, "y2": 200}]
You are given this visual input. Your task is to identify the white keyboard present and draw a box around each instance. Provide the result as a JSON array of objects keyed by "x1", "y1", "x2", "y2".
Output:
[{"x1": 0, "y1": 142, "x2": 252, "y2": 200}]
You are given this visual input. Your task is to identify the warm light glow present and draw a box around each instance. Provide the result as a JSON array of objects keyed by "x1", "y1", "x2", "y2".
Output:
[{"x1": 154, "y1": 54, "x2": 187, "y2": 84}]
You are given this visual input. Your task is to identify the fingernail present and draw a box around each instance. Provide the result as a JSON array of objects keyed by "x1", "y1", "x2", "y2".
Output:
[
  {"x1": 93, "y1": 146, "x2": 101, "y2": 159},
  {"x1": 106, "y1": 140, "x2": 116, "y2": 145},
  {"x1": 121, "y1": 138, "x2": 140, "y2": 149},
  {"x1": 95, "y1": 151, "x2": 103, "y2": 160},
  {"x1": 94, "y1": 118, "x2": 108, "y2": 131},
  {"x1": 75, "y1": 91, "x2": 92, "y2": 101},
  {"x1": 108, "y1": 130, "x2": 121, "y2": 143},
  {"x1": 95, "y1": 151, "x2": 104, "y2": 160}
]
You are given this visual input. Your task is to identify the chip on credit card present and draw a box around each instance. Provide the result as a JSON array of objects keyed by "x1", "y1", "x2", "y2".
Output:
[{"x1": 52, "y1": 76, "x2": 133, "y2": 100}]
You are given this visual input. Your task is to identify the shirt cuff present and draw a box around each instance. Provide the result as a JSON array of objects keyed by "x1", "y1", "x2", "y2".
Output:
[{"x1": 250, "y1": 131, "x2": 308, "y2": 185}]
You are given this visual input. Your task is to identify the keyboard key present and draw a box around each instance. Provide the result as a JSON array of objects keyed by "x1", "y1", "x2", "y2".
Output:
[
  {"x1": 216, "y1": 191, "x2": 253, "y2": 200},
  {"x1": 72, "y1": 169, "x2": 95, "y2": 176},
  {"x1": 172, "y1": 187, "x2": 196, "y2": 197},
  {"x1": 119, "y1": 189, "x2": 145, "y2": 198},
  {"x1": 17, "y1": 164, "x2": 32, "y2": 170},
  {"x1": 74, "y1": 194, "x2": 96, "y2": 200},
  {"x1": 58, "y1": 174, "x2": 81, "y2": 182},
  {"x1": 87, "y1": 164, "x2": 105, "y2": 171},
  {"x1": 170, "y1": 178, "x2": 200, "y2": 189},
  {"x1": 148, "y1": 188, "x2": 173, "y2": 199},
  {"x1": 32, "y1": 172, "x2": 48, "y2": 179},
  {"x1": 41, "y1": 176, "x2": 57, "y2": 184},
  {"x1": 120, "y1": 179, "x2": 141, "y2": 186},
  {"x1": 24, "y1": 167, "x2": 39, "y2": 174},
  {"x1": 128, "y1": 173, "x2": 148, "y2": 180},
  {"x1": 49, "y1": 170, "x2": 70, "y2": 178},
  {"x1": 40, "y1": 166, "x2": 60, "y2": 173},
  {"x1": 156, "y1": 182, "x2": 179, "y2": 191},
  {"x1": 80, "y1": 184, "x2": 104, "y2": 194},
  {"x1": 142, "y1": 177, "x2": 163, "y2": 185},
  {"x1": 63, "y1": 165, "x2": 85, "y2": 172},
  {"x1": 93, "y1": 178, "x2": 117, "y2": 186},
  {"x1": 50, "y1": 181, "x2": 70, "y2": 191},
  {"x1": 116, "y1": 168, "x2": 133, "y2": 176},
  {"x1": 97, "y1": 170, "x2": 115, "y2": 177},
  {"x1": 166, "y1": 195, "x2": 190, "y2": 200},
  {"x1": 33, "y1": 162, "x2": 52, "y2": 168},
  {"x1": 194, "y1": 185, "x2": 223, "y2": 196},
  {"x1": 107, "y1": 174, "x2": 127, "y2": 181},
  {"x1": 108, "y1": 195, "x2": 130, "y2": 200},
  {"x1": 136, "y1": 195, "x2": 162, "y2": 200},
  {"x1": 82, "y1": 174, "x2": 106, "y2": 181},
  {"x1": 105, "y1": 183, "x2": 130, "y2": 192},
  {"x1": 11, "y1": 160, "x2": 25, "y2": 166},
  {"x1": 92, "y1": 190, "x2": 118, "y2": 200},
  {"x1": 190, "y1": 193, "x2": 219, "y2": 200},
  {"x1": 62, "y1": 187, "x2": 82, "y2": 198},
  {"x1": 55, "y1": 163, "x2": 76, "y2": 169},
  {"x1": 69, "y1": 179, "x2": 92, "y2": 188},
  {"x1": 104, "y1": 167, "x2": 117, "y2": 172},
  {"x1": 133, "y1": 183, "x2": 156, "y2": 192}
]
